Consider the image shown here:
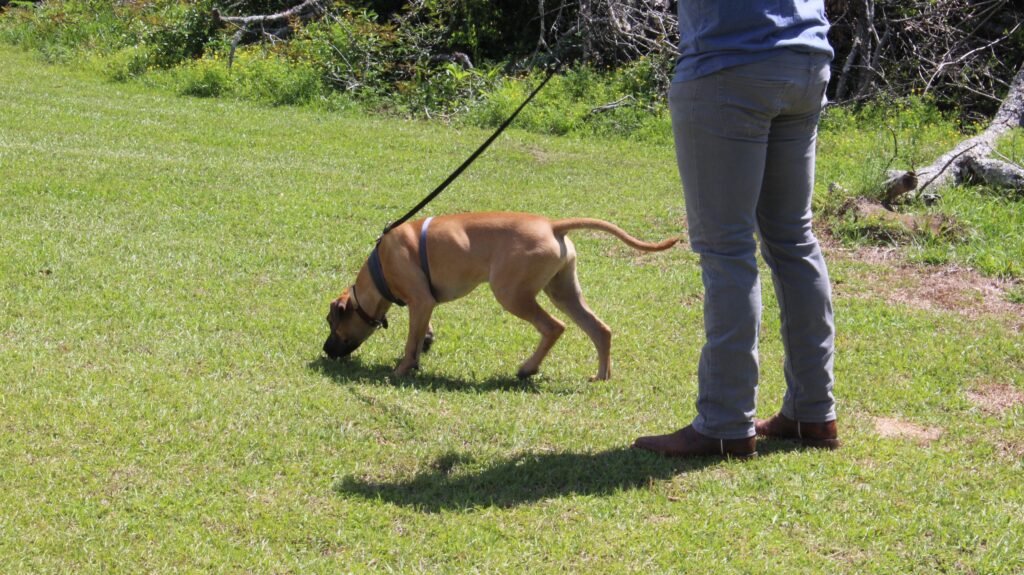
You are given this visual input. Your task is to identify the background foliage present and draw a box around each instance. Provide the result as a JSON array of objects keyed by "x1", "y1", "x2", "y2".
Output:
[
  {"x1": 2, "y1": 0, "x2": 1022, "y2": 274},
  {"x1": 3, "y1": 0, "x2": 1023, "y2": 126},
  {"x1": 1, "y1": 47, "x2": 1022, "y2": 573}
]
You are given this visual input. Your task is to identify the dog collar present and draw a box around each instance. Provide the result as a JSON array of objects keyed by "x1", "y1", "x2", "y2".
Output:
[
  {"x1": 350, "y1": 285, "x2": 388, "y2": 329},
  {"x1": 368, "y1": 243, "x2": 406, "y2": 307}
]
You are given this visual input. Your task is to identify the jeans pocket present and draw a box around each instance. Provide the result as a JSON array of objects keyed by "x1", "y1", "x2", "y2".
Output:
[{"x1": 715, "y1": 71, "x2": 789, "y2": 140}]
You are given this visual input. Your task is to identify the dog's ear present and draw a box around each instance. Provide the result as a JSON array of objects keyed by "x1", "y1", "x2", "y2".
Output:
[
  {"x1": 330, "y1": 289, "x2": 351, "y2": 319},
  {"x1": 338, "y1": 288, "x2": 352, "y2": 309}
]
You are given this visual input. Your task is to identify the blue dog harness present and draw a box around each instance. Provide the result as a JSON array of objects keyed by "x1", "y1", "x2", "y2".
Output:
[
  {"x1": 367, "y1": 217, "x2": 438, "y2": 309},
  {"x1": 419, "y1": 217, "x2": 438, "y2": 300}
]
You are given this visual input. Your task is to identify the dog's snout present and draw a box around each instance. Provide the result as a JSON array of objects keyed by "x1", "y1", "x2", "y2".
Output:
[
  {"x1": 323, "y1": 335, "x2": 361, "y2": 359},
  {"x1": 323, "y1": 338, "x2": 337, "y2": 358}
]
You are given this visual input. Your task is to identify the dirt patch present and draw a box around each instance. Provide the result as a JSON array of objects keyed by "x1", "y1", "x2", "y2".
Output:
[
  {"x1": 886, "y1": 264, "x2": 1019, "y2": 320},
  {"x1": 827, "y1": 242, "x2": 1024, "y2": 331},
  {"x1": 838, "y1": 197, "x2": 961, "y2": 239},
  {"x1": 966, "y1": 381, "x2": 1024, "y2": 416},
  {"x1": 873, "y1": 416, "x2": 944, "y2": 444}
]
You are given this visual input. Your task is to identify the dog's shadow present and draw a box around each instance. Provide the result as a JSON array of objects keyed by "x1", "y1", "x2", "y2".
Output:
[
  {"x1": 308, "y1": 356, "x2": 542, "y2": 393},
  {"x1": 334, "y1": 443, "x2": 800, "y2": 513}
]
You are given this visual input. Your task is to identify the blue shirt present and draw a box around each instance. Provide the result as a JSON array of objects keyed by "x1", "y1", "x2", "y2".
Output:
[{"x1": 674, "y1": 0, "x2": 834, "y2": 82}]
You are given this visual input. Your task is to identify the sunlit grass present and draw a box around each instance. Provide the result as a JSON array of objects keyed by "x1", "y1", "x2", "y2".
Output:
[{"x1": 1, "y1": 46, "x2": 1022, "y2": 574}]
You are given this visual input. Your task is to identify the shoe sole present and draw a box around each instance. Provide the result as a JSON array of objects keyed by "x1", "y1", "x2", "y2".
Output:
[
  {"x1": 756, "y1": 434, "x2": 840, "y2": 450},
  {"x1": 801, "y1": 438, "x2": 840, "y2": 450}
]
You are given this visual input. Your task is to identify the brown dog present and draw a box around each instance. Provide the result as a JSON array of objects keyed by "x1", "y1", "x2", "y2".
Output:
[{"x1": 323, "y1": 212, "x2": 678, "y2": 380}]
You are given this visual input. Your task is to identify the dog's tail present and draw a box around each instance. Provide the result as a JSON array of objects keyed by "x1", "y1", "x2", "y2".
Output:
[{"x1": 551, "y1": 218, "x2": 680, "y2": 252}]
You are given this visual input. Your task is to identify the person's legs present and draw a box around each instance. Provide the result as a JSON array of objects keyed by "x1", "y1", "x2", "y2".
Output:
[
  {"x1": 635, "y1": 52, "x2": 837, "y2": 458},
  {"x1": 756, "y1": 56, "x2": 836, "y2": 424},
  {"x1": 667, "y1": 64, "x2": 786, "y2": 440}
]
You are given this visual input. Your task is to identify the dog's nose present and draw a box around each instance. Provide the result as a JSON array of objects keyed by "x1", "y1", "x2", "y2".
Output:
[
  {"x1": 323, "y1": 338, "x2": 340, "y2": 359},
  {"x1": 324, "y1": 336, "x2": 360, "y2": 359}
]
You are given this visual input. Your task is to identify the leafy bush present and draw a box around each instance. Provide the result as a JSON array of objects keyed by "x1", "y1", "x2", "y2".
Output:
[
  {"x1": 169, "y1": 49, "x2": 326, "y2": 106},
  {"x1": 231, "y1": 50, "x2": 325, "y2": 106},
  {"x1": 173, "y1": 57, "x2": 230, "y2": 98},
  {"x1": 143, "y1": 0, "x2": 218, "y2": 68},
  {"x1": 465, "y1": 63, "x2": 672, "y2": 142},
  {"x1": 0, "y1": 0, "x2": 215, "y2": 67},
  {"x1": 288, "y1": 9, "x2": 404, "y2": 99},
  {"x1": 101, "y1": 45, "x2": 153, "y2": 82}
]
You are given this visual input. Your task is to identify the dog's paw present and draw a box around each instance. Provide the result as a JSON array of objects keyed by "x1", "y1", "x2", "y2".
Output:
[
  {"x1": 421, "y1": 332, "x2": 435, "y2": 354},
  {"x1": 394, "y1": 361, "x2": 420, "y2": 377},
  {"x1": 516, "y1": 367, "x2": 538, "y2": 380}
]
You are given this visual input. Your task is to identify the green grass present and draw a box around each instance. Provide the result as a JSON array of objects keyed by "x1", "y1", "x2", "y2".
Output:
[
  {"x1": 1, "y1": 46, "x2": 1022, "y2": 573},
  {"x1": 908, "y1": 184, "x2": 1024, "y2": 276}
]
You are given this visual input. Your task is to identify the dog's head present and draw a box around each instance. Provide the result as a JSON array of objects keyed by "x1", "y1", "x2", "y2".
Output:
[{"x1": 322, "y1": 288, "x2": 377, "y2": 359}]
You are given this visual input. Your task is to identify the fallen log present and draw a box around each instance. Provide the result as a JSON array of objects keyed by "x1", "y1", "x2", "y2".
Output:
[
  {"x1": 884, "y1": 61, "x2": 1024, "y2": 201},
  {"x1": 961, "y1": 156, "x2": 1024, "y2": 195},
  {"x1": 213, "y1": 0, "x2": 330, "y2": 30},
  {"x1": 213, "y1": 0, "x2": 332, "y2": 67}
]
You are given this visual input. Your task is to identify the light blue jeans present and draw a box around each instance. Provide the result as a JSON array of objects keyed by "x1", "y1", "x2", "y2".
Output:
[{"x1": 670, "y1": 50, "x2": 836, "y2": 440}]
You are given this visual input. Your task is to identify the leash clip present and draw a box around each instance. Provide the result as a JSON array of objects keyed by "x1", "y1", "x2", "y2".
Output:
[{"x1": 376, "y1": 222, "x2": 392, "y2": 245}]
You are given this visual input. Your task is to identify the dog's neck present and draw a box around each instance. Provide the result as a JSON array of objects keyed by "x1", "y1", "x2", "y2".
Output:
[{"x1": 354, "y1": 266, "x2": 393, "y2": 321}]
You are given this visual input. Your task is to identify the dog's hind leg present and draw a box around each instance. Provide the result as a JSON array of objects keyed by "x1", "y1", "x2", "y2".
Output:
[
  {"x1": 543, "y1": 256, "x2": 612, "y2": 381},
  {"x1": 490, "y1": 284, "x2": 565, "y2": 380}
]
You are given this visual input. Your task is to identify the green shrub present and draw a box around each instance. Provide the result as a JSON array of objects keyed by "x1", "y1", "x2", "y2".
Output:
[
  {"x1": 101, "y1": 45, "x2": 153, "y2": 82},
  {"x1": 174, "y1": 57, "x2": 229, "y2": 98},
  {"x1": 0, "y1": 0, "x2": 214, "y2": 67},
  {"x1": 0, "y1": 2, "x2": 46, "y2": 49},
  {"x1": 467, "y1": 74, "x2": 582, "y2": 135},
  {"x1": 610, "y1": 54, "x2": 674, "y2": 104},
  {"x1": 820, "y1": 94, "x2": 959, "y2": 134},
  {"x1": 143, "y1": 0, "x2": 217, "y2": 68},
  {"x1": 231, "y1": 50, "x2": 325, "y2": 106},
  {"x1": 393, "y1": 62, "x2": 502, "y2": 118},
  {"x1": 289, "y1": 9, "x2": 405, "y2": 99}
]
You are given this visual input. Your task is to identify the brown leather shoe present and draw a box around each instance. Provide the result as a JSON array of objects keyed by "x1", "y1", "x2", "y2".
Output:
[
  {"x1": 632, "y1": 425, "x2": 757, "y2": 459},
  {"x1": 754, "y1": 413, "x2": 839, "y2": 450}
]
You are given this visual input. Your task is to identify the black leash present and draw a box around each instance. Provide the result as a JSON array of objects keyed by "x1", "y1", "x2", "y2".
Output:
[{"x1": 377, "y1": 65, "x2": 559, "y2": 241}]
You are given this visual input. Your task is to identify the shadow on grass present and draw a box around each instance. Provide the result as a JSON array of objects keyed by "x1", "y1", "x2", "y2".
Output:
[
  {"x1": 335, "y1": 443, "x2": 801, "y2": 512},
  {"x1": 308, "y1": 356, "x2": 541, "y2": 393}
]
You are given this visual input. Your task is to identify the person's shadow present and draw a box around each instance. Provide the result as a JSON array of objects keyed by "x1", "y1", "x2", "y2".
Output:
[
  {"x1": 334, "y1": 442, "x2": 799, "y2": 513},
  {"x1": 313, "y1": 355, "x2": 804, "y2": 512}
]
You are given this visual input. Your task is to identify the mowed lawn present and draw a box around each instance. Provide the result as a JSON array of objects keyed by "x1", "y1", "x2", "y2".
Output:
[{"x1": 1, "y1": 45, "x2": 1022, "y2": 573}]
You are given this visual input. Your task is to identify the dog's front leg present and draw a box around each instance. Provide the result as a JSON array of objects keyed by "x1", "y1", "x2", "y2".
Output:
[{"x1": 395, "y1": 303, "x2": 435, "y2": 376}]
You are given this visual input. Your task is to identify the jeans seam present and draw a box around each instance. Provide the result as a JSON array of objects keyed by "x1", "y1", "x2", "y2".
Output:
[{"x1": 757, "y1": 224, "x2": 800, "y2": 420}]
